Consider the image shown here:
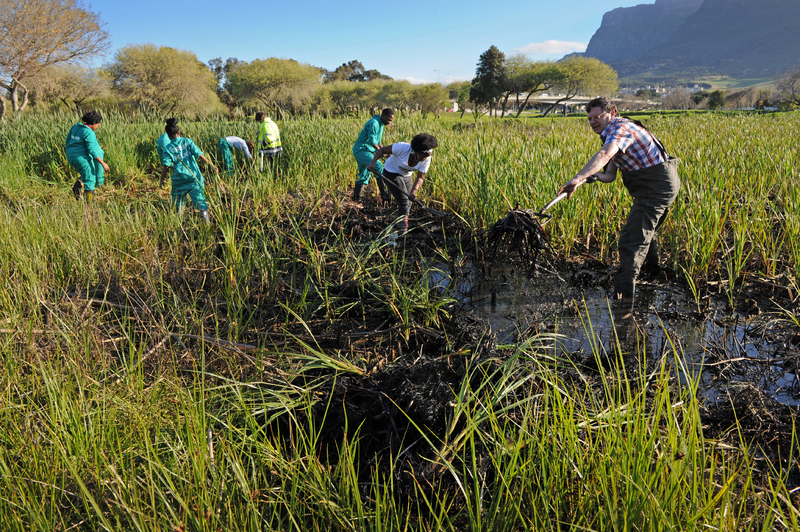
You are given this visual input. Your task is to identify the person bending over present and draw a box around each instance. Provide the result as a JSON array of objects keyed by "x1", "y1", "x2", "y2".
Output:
[{"x1": 367, "y1": 133, "x2": 438, "y2": 234}]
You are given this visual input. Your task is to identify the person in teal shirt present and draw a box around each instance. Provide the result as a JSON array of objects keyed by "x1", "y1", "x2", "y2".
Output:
[
  {"x1": 65, "y1": 110, "x2": 110, "y2": 201},
  {"x1": 156, "y1": 118, "x2": 179, "y2": 163},
  {"x1": 352, "y1": 108, "x2": 394, "y2": 202},
  {"x1": 158, "y1": 119, "x2": 218, "y2": 224}
]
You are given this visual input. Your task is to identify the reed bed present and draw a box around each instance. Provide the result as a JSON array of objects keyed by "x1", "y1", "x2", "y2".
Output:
[{"x1": 0, "y1": 110, "x2": 798, "y2": 530}]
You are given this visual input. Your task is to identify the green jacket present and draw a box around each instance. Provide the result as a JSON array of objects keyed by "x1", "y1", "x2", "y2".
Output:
[
  {"x1": 352, "y1": 115, "x2": 384, "y2": 155},
  {"x1": 162, "y1": 137, "x2": 204, "y2": 185},
  {"x1": 65, "y1": 123, "x2": 103, "y2": 162}
]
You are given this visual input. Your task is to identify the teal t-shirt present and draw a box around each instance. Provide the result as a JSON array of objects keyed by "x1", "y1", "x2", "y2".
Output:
[
  {"x1": 352, "y1": 115, "x2": 384, "y2": 155},
  {"x1": 162, "y1": 137, "x2": 204, "y2": 183},
  {"x1": 156, "y1": 133, "x2": 171, "y2": 163},
  {"x1": 65, "y1": 123, "x2": 103, "y2": 161}
]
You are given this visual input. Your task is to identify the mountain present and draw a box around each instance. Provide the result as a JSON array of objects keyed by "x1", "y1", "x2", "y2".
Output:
[{"x1": 583, "y1": 0, "x2": 800, "y2": 79}]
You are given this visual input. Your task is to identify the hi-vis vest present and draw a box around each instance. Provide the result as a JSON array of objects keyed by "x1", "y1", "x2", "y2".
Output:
[{"x1": 258, "y1": 118, "x2": 281, "y2": 149}]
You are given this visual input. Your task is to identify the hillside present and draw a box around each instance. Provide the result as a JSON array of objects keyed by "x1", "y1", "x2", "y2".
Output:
[{"x1": 583, "y1": 0, "x2": 800, "y2": 79}]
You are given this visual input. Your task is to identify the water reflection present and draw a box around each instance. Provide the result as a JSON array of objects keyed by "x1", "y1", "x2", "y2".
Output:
[{"x1": 430, "y1": 263, "x2": 800, "y2": 407}]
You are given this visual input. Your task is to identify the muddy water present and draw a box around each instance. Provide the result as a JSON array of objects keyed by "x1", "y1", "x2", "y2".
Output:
[{"x1": 431, "y1": 263, "x2": 800, "y2": 407}]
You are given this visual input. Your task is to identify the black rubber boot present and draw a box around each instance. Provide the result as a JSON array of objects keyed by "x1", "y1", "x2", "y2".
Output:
[
  {"x1": 352, "y1": 184, "x2": 364, "y2": 202},
  {"x1": 72, "y1": 179, "x2": 84, "y2": 200}
]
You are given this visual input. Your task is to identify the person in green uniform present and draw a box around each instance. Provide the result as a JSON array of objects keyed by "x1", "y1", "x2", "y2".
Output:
[
  {"x1": 255, "y1": 111, "x2": 282, "y2": 172},
  {"x1": 158, "y1": 119, "x2": 218, "y2": 224},
  {"x1": 65, "y1": 110, "x2": 110, "y2": 201},
  {"x1": 352, "y1": 108, "x2": 394, "y2": 202},
  {"x1": 157, "y1": 118, "x2": 179, "y2": 163},
  {"x1": 218, "y1": 136, "x2": 255, "y2": 175}
]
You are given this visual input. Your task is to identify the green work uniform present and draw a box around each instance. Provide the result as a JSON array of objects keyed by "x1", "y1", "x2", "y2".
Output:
[
  {"x1": 352, "y1": 115, "x2": 385, "y2": 186},
  {"x1": 161, "y1": 137, "x2": 208, "y2": 211},
  {"x1": 156, "y1": 133, "x2": 171, "y2": 164},
  {"x1": 65, "y1": 123, "x2": 105, "y2": 192}
]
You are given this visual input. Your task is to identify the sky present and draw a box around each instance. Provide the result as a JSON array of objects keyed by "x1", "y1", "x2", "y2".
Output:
[{"x1": 87, "y1": 0, "x2": 650, "y2": 84}]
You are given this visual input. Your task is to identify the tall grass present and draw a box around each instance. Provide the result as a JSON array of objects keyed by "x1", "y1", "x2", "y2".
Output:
[{"x1": 0, "y1": 110, "x2": 798, "y2": 529}]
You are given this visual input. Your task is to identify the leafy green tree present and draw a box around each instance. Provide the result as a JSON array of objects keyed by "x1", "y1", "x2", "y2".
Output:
[
  {"x1": 323, "y1": 60, "x2": 392, "y2": 83},
  {"x1": 376, "y1": 80, "x2": 413, "y2": 115},
  {"x1": 412, "y1": 83, "x2": 449, "y2": 118},
  {"x1": 470, "y1": 45, "x2": 506, "y2": 118},
  {"x1": 208, "y1": 57, "x2": 243, "y2": 108},
  {"x1": 0, "y1": 0, "x2": 110, "y2": 120},
  {"x1": 499, "y1": 55, "x2": 560, "y2": 118},
  {"x1": 706, "y1": 90, "x2": 726, "y2": 110},
  {"x1": 447, "y1": 80, "x2": 473, "y2": 118},
  {"x1": 542, "y1": 56, "x2": 618, "y2": 116},
  {"x1": 106, "y1": 44, "x2": 218, "y2": 115},
  {"x1": 30, "y1": 64, "x2": 109, "y2": 113},
  {"x1": 227, "y1": 58, "x2": 322, "y2": 118}
]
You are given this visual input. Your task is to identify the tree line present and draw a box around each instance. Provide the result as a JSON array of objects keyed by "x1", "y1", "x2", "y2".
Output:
[{"x1": 6, "y1": 0, "x2": 797, "y2": 123}]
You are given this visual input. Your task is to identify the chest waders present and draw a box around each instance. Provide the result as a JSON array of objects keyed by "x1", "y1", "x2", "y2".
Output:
[{"x1": 615, "y1": 158, "x2": 680, "y2": 297}]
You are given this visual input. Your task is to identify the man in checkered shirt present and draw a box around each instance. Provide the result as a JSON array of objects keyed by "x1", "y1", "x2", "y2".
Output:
[{"x1": 558, "y1": 97, "x2": 681, "y2": 303}]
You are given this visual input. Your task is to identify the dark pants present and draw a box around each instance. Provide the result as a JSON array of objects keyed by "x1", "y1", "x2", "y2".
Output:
[
  {"x1": 616, "y1": 158, "x2": 681, "y2": 296},
  {"x1": 383, "y1": 171, "x2": 413, "y2": 232}
]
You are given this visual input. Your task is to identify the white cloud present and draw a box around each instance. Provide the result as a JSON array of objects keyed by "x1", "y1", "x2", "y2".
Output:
[{"x1": 513, "y1": 40, "x2": 587, "y2": 55}]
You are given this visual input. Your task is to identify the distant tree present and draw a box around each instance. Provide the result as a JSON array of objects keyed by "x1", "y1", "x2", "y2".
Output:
[
  {"x1": 412, "y1": 83, "x2": 449, "y2": 118},
  {"x1": 706, "y1": 90, "x2": 726, "y2": 110},
  {"x1": 323, "y1": 60, "x2": 392, "y2": 83},
  {"x1": 470, "y1": 45, "x2": 506, "y2": 118},
  {"x1": 755, "y1": 89, "x2": 772, "y2": 109},
  {"x1": 375, "y1": 80, "x2": 413, "y2": 115},
  {"x1": 228, "y1": 58, "x2": 322, "y2": 117},
  {"x1": 635, "y1": 89, "x2": 659, "y2": 99},
  {"x1": 106, "y1": 44, "x2": 218, "y2": 115},
  {"x1": 447, "y1": 80, "x2": 473, "y2": 118},
  {"x1": 774, "y1": 64, "x2": 800, "y2": 109},
  {"x1": 0, "y1": 0, "x2": 110, "y2": 121},
  {"x1": 208, "y1": 57, "x2": 243, "y2": 107},
  {"x1": 690, "y1": 90, "x2": 709, "y2": 106},
  {"x1": 500, "y1": 56, "x2": 560, "y2": 118},
  {"x1": 30, "y1": 64, "x2": 109, "y2": 113},
  {"x1": 725, "y1": 87, "x2": 759, "y2": 109},
  {"x1": 661, "y1": 87, "x2": 692, "y2": 110},
  {"x1": 542, "y1": 56, "x2": 618, "y2": 116}
]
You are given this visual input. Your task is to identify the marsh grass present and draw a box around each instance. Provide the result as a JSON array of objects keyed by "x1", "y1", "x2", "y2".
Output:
[{"x1": 0, "y1": 110, "x2": 798, "y2": 530}]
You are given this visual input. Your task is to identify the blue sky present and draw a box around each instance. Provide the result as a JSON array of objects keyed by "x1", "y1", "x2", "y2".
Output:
[{"x1": 88, "y1": 0, "x2": 648, "y2": 84}]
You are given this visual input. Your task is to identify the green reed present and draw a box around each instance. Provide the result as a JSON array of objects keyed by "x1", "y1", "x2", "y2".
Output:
[{"x1": 0, "y1": 110, "x2": 798, "y2": 530}]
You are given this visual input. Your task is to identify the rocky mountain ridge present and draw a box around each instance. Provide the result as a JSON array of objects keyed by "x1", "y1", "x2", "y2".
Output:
[{"x1": 583, "y1": 0, "x2": 800, "y2": 79}]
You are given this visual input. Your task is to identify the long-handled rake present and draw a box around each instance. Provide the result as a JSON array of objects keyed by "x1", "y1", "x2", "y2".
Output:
[{"x1": 368, "y1": 168, "x2": 450, "y2": 218}]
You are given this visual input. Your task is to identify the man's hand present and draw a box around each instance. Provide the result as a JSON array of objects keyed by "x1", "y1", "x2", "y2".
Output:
[{"x1": 557, "y1": 177, "x2": 582, "y2": 199}]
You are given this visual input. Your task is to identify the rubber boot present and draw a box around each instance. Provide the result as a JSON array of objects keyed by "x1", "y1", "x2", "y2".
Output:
[
  {"x1": 200, "y1": 209, "x2": 211, "y2": 225},
  {"x1": 352, "y1": 184, "x2": 364, "y2": 202},
  {"x1": 84, "y1": 191, "x2": 94, "y2": 203},
  {"x1": 72, "y1": 179, "x2": 83, "y2": 200},
  {"x1": 376, "y1": 179, "x2": 392, "y2": 205}
]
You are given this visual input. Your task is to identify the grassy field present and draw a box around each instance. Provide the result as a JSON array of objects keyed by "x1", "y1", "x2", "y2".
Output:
[{"x1": 0, "y1": 110, "x2": 798, "y2": 530}]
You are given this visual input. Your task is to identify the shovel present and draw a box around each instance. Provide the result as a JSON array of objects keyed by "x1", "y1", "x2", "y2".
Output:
[
  {"x1": 368, "y1": 168, "x2": 450, "y2": 218},
  {"x1": 538, "y1": 174, "x2": 599, "y2": 226}
]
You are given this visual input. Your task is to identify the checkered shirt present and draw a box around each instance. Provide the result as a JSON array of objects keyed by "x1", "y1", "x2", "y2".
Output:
[{"x1": 600, "y1": 117, "x2": 667, "y2": 172}]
